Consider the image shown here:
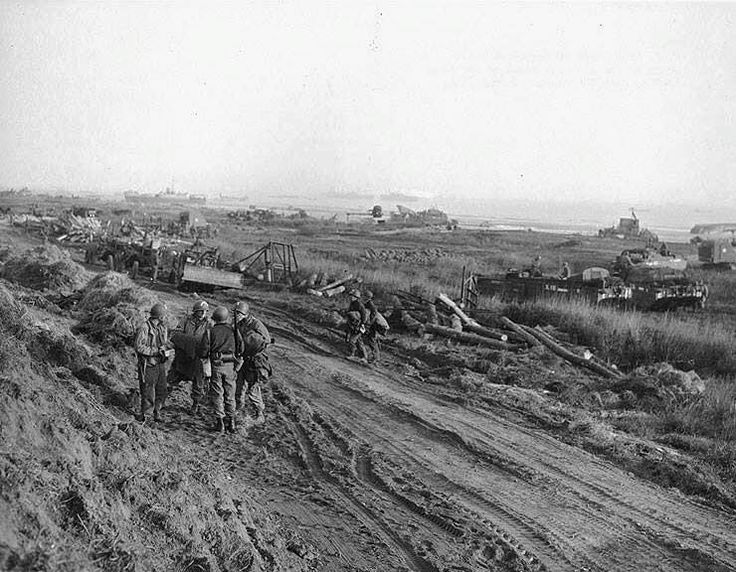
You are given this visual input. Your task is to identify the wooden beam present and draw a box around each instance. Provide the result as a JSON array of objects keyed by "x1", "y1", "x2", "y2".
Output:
[
  {"x1": 424, "y1": 323, "x2": 519, "y2": 351},
  {"x1": 500, "y1": 316, "x2": 541, "y2": 347}
]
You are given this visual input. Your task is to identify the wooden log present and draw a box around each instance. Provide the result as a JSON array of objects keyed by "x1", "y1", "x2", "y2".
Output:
[
  {"x1": 322, "y1": 285, "x2": 346, "y2": 297},
  {"x1": 400, "y1": 310, "x2": 424, "y2": 334},
  {"x1": 306, "y1": 288, "x2": 323, "y2": 297},
  {"x1": 500, "y1": 316, "x2": 541, "y2": 347},
  {"x1": 317, "y1": 273, "x2": 354, "y2": 292},
  {"x1": 437, "y1": 293, "x2": 478, "y2": 326},
  {"x1": 424, "y1": 323, "x2": 519, "y2": 351},
  {"x1": 525, "y1": 325, "x2": 623, "y2": 379},
  {"x1": 463, "y1": 322, "x2": 509, "y2": 343}
]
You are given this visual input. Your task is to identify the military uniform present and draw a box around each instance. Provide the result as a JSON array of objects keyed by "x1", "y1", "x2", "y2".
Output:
[
  {"x1": 235, "y1": 315, "x2": 272, "y2": 421},
  {"x1": 363, "y1": 298, "x2": 383, "y2": 362},
  {"x1": 200, "y1": 322, "x2": 237, "y2": 426},
  {"x1": 345, "y1": 297, "x2": 369, "y2": 360},
  {"x1": 134, "y1": 318, "x2": 170, "y2": 420},
  {"x1": 169, "y1": 314, "x2": 211, "y2": 407}
]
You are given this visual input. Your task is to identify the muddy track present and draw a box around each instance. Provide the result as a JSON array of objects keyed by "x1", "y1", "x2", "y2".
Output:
[
  {"x1": 148, "y1": 291, "x2": 736, "y2": 570},
  {"x1": 256, "y1": 309, "x2": 736, "y2": 572}
]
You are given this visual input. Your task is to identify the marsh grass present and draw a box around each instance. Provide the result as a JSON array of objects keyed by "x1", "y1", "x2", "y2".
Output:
[{"x1": 503, "y1": 297, "x2": 736, "y2": 376}]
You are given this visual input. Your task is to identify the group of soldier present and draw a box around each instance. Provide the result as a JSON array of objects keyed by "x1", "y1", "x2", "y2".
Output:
[
  {"x1": 133, "y1": 299, "x2": 272, "y2": 435},
  {"x1": 133, "y1": 288, "x2": 386, "y2": 434}
]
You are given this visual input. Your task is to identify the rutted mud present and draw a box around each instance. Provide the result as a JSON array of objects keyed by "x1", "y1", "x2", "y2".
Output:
[{"x1": 235, "y1": 302, "x2": 736, "y2": 572}]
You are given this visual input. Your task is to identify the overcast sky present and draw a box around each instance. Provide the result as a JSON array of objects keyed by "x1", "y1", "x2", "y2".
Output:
[{"x1": 1, "y1": 1, "x2": 735, "y2": 206}]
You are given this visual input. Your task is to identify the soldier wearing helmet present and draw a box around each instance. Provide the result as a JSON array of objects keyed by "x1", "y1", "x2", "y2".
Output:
[
  {"x1": 233, "y1": 300, "x2": 272, "y2": 425},
  {"x1": 361, "y1": 290, "x2": 386, "y2": 363},
  {"x1": 198, "y1": 305, "x2": 237, "y2": 434},
  {"x1": 134, "y1": 302, "x2": 173, "y2": 423},
  {"x1": 168, "y1": 299, "x2": 212, "y2": 415},
  {"x1": 344, "y1": 288, "x2": 369, "y2": 362}
]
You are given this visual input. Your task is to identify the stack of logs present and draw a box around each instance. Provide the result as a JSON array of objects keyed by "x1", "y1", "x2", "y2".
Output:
[{"x1": 393, "y1": 290, "x2": 623, "y2": 379}]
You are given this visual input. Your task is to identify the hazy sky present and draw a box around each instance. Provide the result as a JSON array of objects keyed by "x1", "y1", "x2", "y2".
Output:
[{"x1": 1, "y1": 2, "x2": 735, "y2": 206}]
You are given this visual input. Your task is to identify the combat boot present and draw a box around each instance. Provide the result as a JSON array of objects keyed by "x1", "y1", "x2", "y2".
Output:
[{"x1": 213, "y1": 417, "x2": 225, "y2": 434}]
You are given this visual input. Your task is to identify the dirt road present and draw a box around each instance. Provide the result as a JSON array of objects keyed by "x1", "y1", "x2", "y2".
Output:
[{"x1": 157, "y1": 294, "x2": 736, "y2": 572}]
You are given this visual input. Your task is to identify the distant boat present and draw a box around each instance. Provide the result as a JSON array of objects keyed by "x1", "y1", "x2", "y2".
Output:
[
  {"x1": 124, "y1": 191, "x2": 157, "y2": 203},
  {"x1": 380, "y1": 192, "x2": 421, "y2": 203},
  {"x1": 123, "y1": 190, "x2": 206, "y2": 204}
]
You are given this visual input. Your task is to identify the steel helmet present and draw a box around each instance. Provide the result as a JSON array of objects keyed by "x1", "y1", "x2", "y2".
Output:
[
  {"x1": 348, "y1": 288, "x2": 361, "y2": 298},
  {"x1": 364, "y1": 290, "x2": 374, "y2": 300},
  {"x1": 234, "y1": 301, "x2": 250, "y2": 316},
  {"x1": 212, "y1": 306, "x2": 229, "y2": 323},
  {"x1": 192, "y1": 300, "x2": 209, "y2": 313},
  {"x1": 150, "y1": 303, "x2": 166, "y2": 319}
]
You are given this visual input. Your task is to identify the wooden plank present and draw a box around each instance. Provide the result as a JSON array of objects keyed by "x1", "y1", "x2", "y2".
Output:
[{"x1": 182, "y1": 265, "x2": 244, "y2": 289}]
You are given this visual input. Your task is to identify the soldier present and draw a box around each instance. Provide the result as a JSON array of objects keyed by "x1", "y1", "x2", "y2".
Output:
[
  {"x1": 134, "y1": 303, "x2": 172, "y2": 423},
  {"x1": 345, "y1": 288, "x2": 369, "y2": 362},
  {"x1": 233, "y1": 301, "x2": 272, "y2": 425},
  {"x1": 559, "y1": 262, "x2": 571, "y2": 280},
  {"x1": 199, "y1": 306, "x2": 237, "y2": 434},
  {"x1": 168, "y1": 300, "x2": 212, "y2": 415},
  {"x1": 362, "y1": 291, "x2": 384, "y2": 363},
  {"x1": 530, "y1": 255, "x2": 543, "y2": 277}
]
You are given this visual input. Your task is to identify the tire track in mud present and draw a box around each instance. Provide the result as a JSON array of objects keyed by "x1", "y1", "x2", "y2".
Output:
[
  {"x1": 274, "y1": 351, "x2": 584, "y2": 572},
  {"x1": 333, "y1": 365, "x2": 736, "y2": 571},
  {"x1": 275, "y1": 386, "x2": 549, "y2": 572},
  {"x1": 280, "y1": 409, "x2": 441, "y2": 572},
  {"x1": 440, "y1": 404, "x2": 736, "y2": 571},
  {"x1": 253, "y1": 303, "x2": 736, "y2": 570},
  {"x1": 308, "y1": 340, "x2": 736, "y2": 570},
  {"x1": 271, "y1": 340, "x2": 736, "y2": 572}
]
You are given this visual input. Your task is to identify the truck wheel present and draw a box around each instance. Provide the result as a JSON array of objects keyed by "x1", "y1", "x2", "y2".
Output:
[
  {"x1": 106, "y1": 254, "x2": 114, "y2": 271},
  {"x1": 130, "y1": 260, "x2": 139, "y2": 279}
]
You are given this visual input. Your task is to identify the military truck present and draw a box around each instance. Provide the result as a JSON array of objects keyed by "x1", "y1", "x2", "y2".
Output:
[{"x1": 696, "y1": 237, "x2": 736, "y2": 269}]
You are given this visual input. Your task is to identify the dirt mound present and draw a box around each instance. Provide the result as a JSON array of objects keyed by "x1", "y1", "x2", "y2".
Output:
[
  {"x1": 609, "y1": 362, "x2": 705, "y2": 410},
  {"x1": 0, "y1": 280, "x2": 303, "y2": 572},
  {"x1": 74, "y1": 272, "x2": 159, "y2": 346},
  {"x1": 0, "y1": 244, "x2": 91, "y2": 293}
]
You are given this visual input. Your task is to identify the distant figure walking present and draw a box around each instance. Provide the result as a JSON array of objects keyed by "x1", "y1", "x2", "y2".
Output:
[
  {"x1": 200, "y1": 306, "x2": 237, "y2": 434},
  {"x1": 362, "y1": 291, "x2": 389, "y2": 363},
  {"x1": 134, "y1": 303, "x2": 172, "y2": 423},
  {"x1": 234, "y1": 301, "x2": 272, "y2": 426},
  {"x1": 530, "y1": 255, "x2": 543, "y2": 277},
  {"x1": 345, "y1": 289, "x2": 369, "y2": 362}
]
